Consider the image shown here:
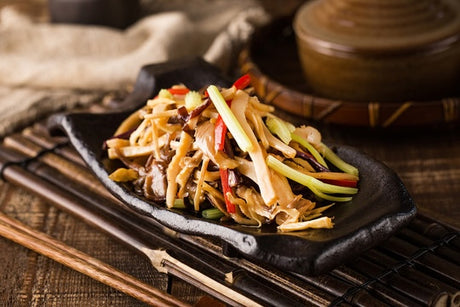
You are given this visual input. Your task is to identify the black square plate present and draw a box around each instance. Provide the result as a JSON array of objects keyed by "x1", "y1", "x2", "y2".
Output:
[{"x1": 48, "y1": 58, "x2": 416, "y2": 275}]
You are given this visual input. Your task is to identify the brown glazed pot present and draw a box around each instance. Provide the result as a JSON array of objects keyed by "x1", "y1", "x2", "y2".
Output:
[{"x1": 293, "y1": 0, "x2": 460, "y2": 102}]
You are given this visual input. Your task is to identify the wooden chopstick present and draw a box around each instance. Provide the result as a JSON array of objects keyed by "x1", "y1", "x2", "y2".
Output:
[
  {"x1": 0, "y1": 150, "x2": 264, "y2": 307},
  {"x1": 0, "y1": 211, "x2": 190, "y2": 307}
]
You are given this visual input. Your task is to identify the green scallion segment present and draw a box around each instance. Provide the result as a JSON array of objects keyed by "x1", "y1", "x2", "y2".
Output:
[
  {"x1": 202, "y1": 208, "x2": 225, "y2": 219},
  {"x1": 291, "y1": 133, "x2": 328, "y2": 168},
  {"x1": 207, "y1": 85, "x2": 253, "y2": 152},
  {"x1": 308, "y1": 185, "x2": 353, "y2": 202},
  {"x1": 172, "y1": 198, "x2": 186, "y2": 209},
  {"x1": 158, "y1": 89, "x2": 173, "y2": 99},
  {"x1": 266, "y1": 155, "x2": 357, "y2": 202},
  {"x1": 266, "y1": 117, "x2": 294, "y2": 144},
  {"x1": 320, "y1": 143, "x2": 359, "y2": 176},
  {"x1": 185, "y1": 90, "x2": 202, "y2": 111}
]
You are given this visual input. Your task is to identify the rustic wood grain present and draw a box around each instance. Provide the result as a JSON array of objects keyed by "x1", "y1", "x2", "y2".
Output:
[
  {"x1": 0, "y1": 182, "x2": 205, "y2": 306},
  {"x1": 0, "y1": 81, "x2": 458, "y2": 307},
  {"x1": 1, "y1": 118, "x2": 458, "y2": 306},
  {"x1": 1, "y1": 92, "x2": 459, "y2": 306},
  {"x1": 0, "y1": 212, "x2": 191, "y2": 306},
  {"x1": 327, "y1": 127, "x2": 460, "y2": 229},
  {"x1": 0, "y1": 119, "x2": 457, "y2": 306},
  {"x1": 1, "y1": 1, "x2": 459, "y2": 306}
]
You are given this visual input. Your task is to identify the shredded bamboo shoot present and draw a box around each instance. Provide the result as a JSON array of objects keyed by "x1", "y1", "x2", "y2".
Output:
[{"x1": 106, "y1": 81, "x2": 360, "y2": 232}]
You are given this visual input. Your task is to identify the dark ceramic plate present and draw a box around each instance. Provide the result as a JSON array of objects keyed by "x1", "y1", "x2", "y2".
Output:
[{"x1": 48, "y1": 58, "x2": 416, "y2": 275}]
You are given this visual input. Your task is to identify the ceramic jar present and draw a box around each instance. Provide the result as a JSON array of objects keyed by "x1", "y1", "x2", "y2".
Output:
[{"x1": 293, "y1": 0, "x2": 460, "y2": 102}]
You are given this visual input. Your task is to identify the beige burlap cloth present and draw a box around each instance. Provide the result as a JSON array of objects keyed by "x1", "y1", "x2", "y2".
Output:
[{"x1": 0, "y1": 1, "x2": 270, "y2": 137}]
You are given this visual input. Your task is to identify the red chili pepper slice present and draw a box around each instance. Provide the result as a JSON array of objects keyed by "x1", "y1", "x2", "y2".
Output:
[
  {"x1": 168, "y1": 88, "x2": 190, "y2": 95},
  {"x1": 214, "y1": 116, "x2": 227, "y2": 152},
  {"x1": 213, "y1": 74, "x2": 251, "y2": 213},
  {"x1": 320, "y1": 179, "x2": 358, "y2": 188},
  {"x1": 220, "y1": 168, "x2": 236, "y2": 213},
  {"x1": 205, "y1": 73, "x2": 251, "y2": 97},
  {"x1": 233, "y1": 74, "x2": 251, "y2": 90}
]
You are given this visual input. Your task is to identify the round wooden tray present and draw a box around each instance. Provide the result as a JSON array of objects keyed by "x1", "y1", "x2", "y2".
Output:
[{"x1": 239, "y1": 17, "x2": 460, "y2": 128}]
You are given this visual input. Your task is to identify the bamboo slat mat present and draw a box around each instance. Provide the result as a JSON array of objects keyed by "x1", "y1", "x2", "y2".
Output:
[{"x1": 0, "y1": 97, "x2": 459, "y2": 306}]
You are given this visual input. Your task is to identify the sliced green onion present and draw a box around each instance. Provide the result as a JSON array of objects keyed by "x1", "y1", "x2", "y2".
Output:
[
  {"x1": 172, "y1": 198, "x2": 186, "y2": 209},
  {"x1": 158, "y1": 89, "x2": 173, "y2": 99},
  {"x1": 266, "y1": 155, "x2": 357, "y2": 202},
  {"x1": 202, "y1": 208, "x2": 225, "y2": 219},
  {"x1": 207, "y1": 85, "x2": 253, "y2": 152},
  {"x1": 308, "y1": 185, "x2": 353, "y2": 202},
  {"x1": 320, "y1": 143, "x2": 359, "y2": 176},
  {"x1": 185, "y1": 90, "x2": 202, "y2": 111},
  {"x1": 266, "y1": 117, "x2": 294, "y2": 144},
  {"x1": 291, "y1": 133, "x2": 328, "y2": 168}
]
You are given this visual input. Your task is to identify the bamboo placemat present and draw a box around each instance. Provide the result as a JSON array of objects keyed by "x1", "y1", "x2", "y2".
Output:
[{"x1": 0, "y1": 104, "x2": 459, "y2": 306}]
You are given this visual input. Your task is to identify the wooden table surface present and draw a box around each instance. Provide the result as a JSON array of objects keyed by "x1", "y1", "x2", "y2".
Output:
[
  {"x1": 1, "y1": 107, "x2": 458, "y2": 306},
  {"x1": 1, "y1": 1, "x2": 459, "y2": 306}
]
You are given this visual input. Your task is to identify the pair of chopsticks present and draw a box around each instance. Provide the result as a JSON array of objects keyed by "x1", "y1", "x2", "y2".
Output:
[
  {"x1": 0, "y1": 150, "x2": 262, "y2": 307},
  {"x1": 0, "y1": 211, "x2": 189, "y2": 307}
]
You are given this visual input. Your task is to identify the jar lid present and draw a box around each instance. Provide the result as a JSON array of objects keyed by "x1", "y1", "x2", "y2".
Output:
[{"x1": 294, "y1": 0, "x2": 460, "y2": 55}]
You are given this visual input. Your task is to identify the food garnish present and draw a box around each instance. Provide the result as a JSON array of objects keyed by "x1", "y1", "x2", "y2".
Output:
[{"x1": 105, "y1": 76, "x2": 359, "y2": 232}]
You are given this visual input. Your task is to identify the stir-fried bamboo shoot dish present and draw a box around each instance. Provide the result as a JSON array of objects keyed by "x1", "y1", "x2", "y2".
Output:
[{"x1": 105, "y1": 75, "x2": 359, "y2": 232}]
